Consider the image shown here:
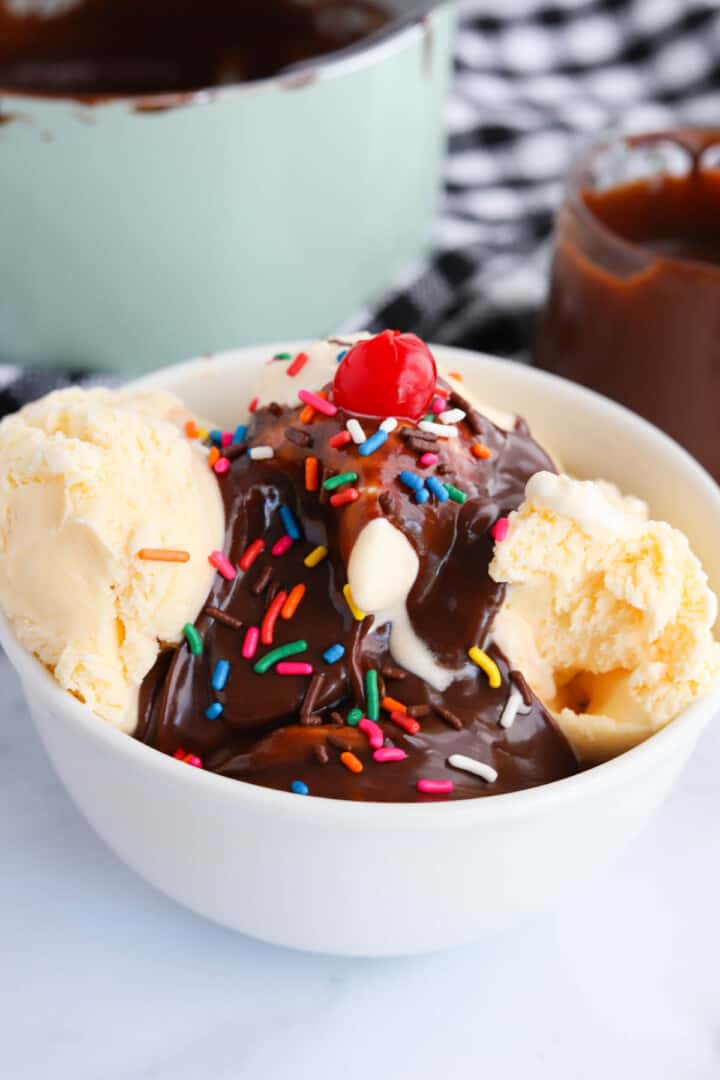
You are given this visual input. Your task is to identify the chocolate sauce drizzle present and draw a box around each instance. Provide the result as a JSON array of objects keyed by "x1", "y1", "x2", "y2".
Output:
[{"x1": 136, "y1": 382, "x2": 578, "y2": 801}]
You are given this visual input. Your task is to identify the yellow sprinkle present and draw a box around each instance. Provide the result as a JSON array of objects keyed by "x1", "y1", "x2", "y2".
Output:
[
  {"x1": 468, "y1": 646, "x2": 502, "y2": 688},
  {"x1": 343, "y1": 583, "x2": 366, "y2": 622},
  {"x1": 196, "y1": 427, "x2": 209, "y2": 441},
  {"x1": 304, "y1": 545, "x2": 328, "y2": 569}
]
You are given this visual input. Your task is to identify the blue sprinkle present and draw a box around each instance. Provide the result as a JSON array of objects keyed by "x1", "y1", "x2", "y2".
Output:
[
  {"x1": 337, "y1": 350, "x2": 348, "y2": 363},
  {"x1": 209, "y1": 429, "x2": 223, "y2": 447},
  {"x1": 233, "y1": 424, "x2": 248, "y2": 444},
  {"x1": 358, "y1": 429, "x2": 389, "y2": 457},
  {"x1": 279, "y1": 504, "x2": 301, "y2": 541},
  {"x1": 399, "y1": 469, "x2": 423, "y2": 491},
  {"x1": 426, "y1": 476, "x2": 449, "y2": 502},
  {"x1": 291, "y1": 780, "x2": 309, "y2": 796},
  {"x1": 323, "y1": 643, "x2": 346, "y2": 665},
  {"x1": 414, "y1": 487, "x2": 430, "y2": 505},
  {"x1": 205, "y1": 702, "x2": 224, "y2": 720},
  {"x1": 212, "y1": 659, "x2": 230, "y2": 692}
]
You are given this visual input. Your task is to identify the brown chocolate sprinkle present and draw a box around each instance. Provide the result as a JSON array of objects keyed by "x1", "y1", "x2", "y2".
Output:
[
  {"x1": 300, "y1": 713, "x2": 323, "y2": 727},
  {"x1": 266, "y1": 582, "x2": 280, "y2": 606},
  {"x1": 400, "y1": 427, "x2": 436, "y2": 444},
  {"x1": 268, "y1": 401, "x2": 284, "y2": 416},
  {"x1": 285, "y1": 426, "x2": 312, "y2": 448},
  {"x1": 407, "y1": 704, "x2": 431, "y2": 718},
  {"x1": 327, "y1": 733, "x2": 352, "y2": 752},
  {"x1": 378, "y1": 491, "x2": 392, "y2": 515},
  {"x1": 204, "y1": 606, "x2": 244, "y2": 630},
  {"x1": 382, "y1": 665, "x2": 407, "y2": 681},
  {"x1": 223, "y1": 441, "x2": 248, "y2": 461},
  {"x1": 377, "y1": 672, "x2": 387, "y2": 700},
  {"x1": 509, "y1": 669, "x2": 533, "y2": 709},
  {"x1": 436, "y1": 464, "x2": 450, "y2": 475},
  {"x1": 330, "y1": 711, "x2": 345, "y2": 726},
  {"x1": 251, "y1": 564, "x2": 273, "y2": 596},
  {"x1": 313, "y1": 744, "x2": 330, "y2": 765},
  {"x1": 408, "y1": 437, "x2": 439, "y2": 455},
  {"x1": 301, "y1": 673, "x2": 325, "y2": 722},
  {"x1": 434, "y1": 704, "x2": 463, "y2": 730}
]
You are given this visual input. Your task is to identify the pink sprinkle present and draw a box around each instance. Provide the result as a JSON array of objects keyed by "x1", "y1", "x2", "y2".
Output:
[
  {"x1": 298, "y1": 389, "x2": 338, "y2": 417},
  {"x1": 209, "y1": 550, "x2": 236, "y2": 581},
  {"x1": 358, "y1": 717, "x2": 384, "y2": 750},
  {"x1": 417, "y1": 778, "x2": 454, "y2": 795},
  {"x1": 221, "y1": 431, "x2": 233, "y2": 448},
  {"x1": 419, "y1": 452, "x2": 439, "y2": 467},
  {"x1": 242, "y1": 626, "x2": 259, "y2": 659},
  {"x1": 431, "y1": 398, "x2": 445, "y2": 415},
  {"x1": 490, "y1": 516, "x2": 509, "y2": 541},
  {"x1": 184, "y1": 754, "x2": 203, "y2": 769},
  {"x1": 373, "y1": 747, "x2": 407, "y2": 763},
  {"x1": 272, "y1": 534, "x2": 294, "y2": 557},
  {"x1": 276, "y1": 661, "x2": 313, "y2": 676},
  {"x1": 213, "y1": 456, "x2": 230, "y2": 474}
]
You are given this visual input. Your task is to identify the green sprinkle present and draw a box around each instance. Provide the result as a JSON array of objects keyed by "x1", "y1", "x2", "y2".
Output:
[
  {"x1": 322, "y1": 471, "x2": 359, "y2": 491},
  {"x1": 444, "y1": 484, "x2": 467, "y2": 505},
  {"x1": 347, "y1": 708, "x2": 363, "y2": 726},
  {"x1": 183, "y1": 623, "x2": 203, "y2": 656},
  {"x1": 422, "y1": 413, "x2": 434, "y2": 423},
  {"x1": 274, "y1": 351, "x2": 293, "y2": 360},
  {"x1": 365, "y1": 669, "x2": 379, "y2": 721},
  {"x1": 254, "y1": 640, "x2": 307, "y2": 675}
]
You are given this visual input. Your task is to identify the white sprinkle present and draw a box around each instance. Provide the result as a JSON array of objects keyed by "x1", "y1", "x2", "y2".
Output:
[
  {"x1": 499, "y1": 685, "x2": 531, "y2": 729},
  {"x1": 380, "y1": 417, "x2": 397, "y2": 433},
  {"x1": 418, "y1": 420, "x2": 459, "y2": 438},
  {"x1": 346, "y1": 418, "x2": 366, "y2": 444},
  {"x1": 448, "y1": 754, "x2": 498, "y2": 783},
  {"x1": 438, "y1": 408, "x2": 466, "y2": 425},
  {"x1": 248, "y1": 445, "x2": 274, "y2": 460}
]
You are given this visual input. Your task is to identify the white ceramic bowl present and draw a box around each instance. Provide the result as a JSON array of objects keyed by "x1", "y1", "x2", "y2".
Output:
[{"x1": 2, "y1": 344, "x2": 719, "y2": 957}]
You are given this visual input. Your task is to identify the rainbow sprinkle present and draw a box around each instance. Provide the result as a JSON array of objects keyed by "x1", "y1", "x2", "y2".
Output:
[
  {"x1": 373, "y1": 748, "x2": 407, "y2": 763},
  {"x1": 329, "y1": 488, "x2": 358, "y2": 507},
  {"x1": 183, "y1": 624, "x2": 203, "y2": 656},
  {"x1": 346, "y1": 418, "x2": 366, "y2": 444},
  {"x1": 290, "y1": 779, "x2": 310, "y2": 795},
  {"x1": 205, "y1": 702, "x2": 223, "y2": 720},
  {"x1": 298, "y1": 389, "x2": 337, "y2": 417},
  {"x1": 416, "y1": 778, "x2": 454, "y2": 795},
  {"x1": 447, "y1": 753, "x2": 497, "y2": 783},
  {"x1": 137, "y1": 548, "x2": 190, "y2": 563},
  {"x1": 323, "y1": 643, "x2": 345, "y2": 664},
  {"x1": 212, "y1": 660, "x2": 230, "y2": 692},
  {"x1": 490, "y1": 517, "x2": 509, "y2": 541},
  {"x1": 347, "y1": 708, "x2": 363, "y2": 726},
  {"x1": 365, "y1": 669, "x2": 379, "y2": 720},
  {"x1": 419, "y1": 452, "x2": 438, "y2": 467},
  {"x1": 468, "y1": 646, "x2": 502, "y2": 688},
  {"x1": 399, "y1": 469, "x2": 423, "y2": 492},
  {"x1": 279, "y1": 504, "x2": 301, "y2": 540},
  {"x1": 358, "y1": 430, "x2": 388, "y2": 456},
  {"x1": 254, "y1": 640, "x2": 308, "y2": 675},
  {"x1": 238, "y1": 539, "x2": 265, "y2": 572},
  {"x1": 418, "y1": 420, "x2": 459, "y2": 438},
  {"x1": 242, "y1": 626, "x2": 259, "y2": 659},
  {"x1": 323, "y1": 471, "x2": 358, "y2": 491},
  {"x1": 286, "y1": 351, "x2": 309, "y2": 377},
  {"x1": 304, "y1": 545, "x2": 328, "y2": 568},
  {"x1": 271, "y1": 535, "x2": 294, "y2": 557},
  {"x1": 343, "y1": 584, "x2": 365, "y2": 621},
  {"x1": 444, "y1": 484, "x2": 467, "y2": 505},
  {"x1": 426, "y1": 476, "x2": 449, "y2": 503},
  {"x1": 276, "y1": 661, "x2": 313, "y2": 676},
  {"x1": 248, "y1": 446, "x2": 274, "y2": 461}
]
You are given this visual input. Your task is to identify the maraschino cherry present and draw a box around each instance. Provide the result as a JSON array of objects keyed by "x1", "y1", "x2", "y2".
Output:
[{"x1": 332, "y1": 330, "x2": 437, "y2": 421}]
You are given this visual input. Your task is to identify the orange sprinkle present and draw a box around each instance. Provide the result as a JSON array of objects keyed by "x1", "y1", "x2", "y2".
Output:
[
  {"x1": 305, "y1": 456, "x2": 319, "y2": 491},
  {"x1": 281, "y1": 583, "x2": 306, "y2": 621},
  {"x1": 471, "y1": 442, "x2": 492, "y2": 460},
  {"x1": 448, "y1": 370, "x2": 463, "y2": 381},
  {"x1": 137, "y1": 548, "x2": 190, "y2": 563},
  {"x1": 381, "y1": 695, "x2": 406, "y2": 715},
  {"x1": 184, "y1": 419, "x2": 198, "y2": 439},
  {"x1": 299, "y1": 404, "x2": 315, "y2": 424},
  {"x1": 208, "y1": 446, "x2": 220, "y2": 467},
  {"x1": 340, "y1": 751, "x2": 363, "y2": 774}
]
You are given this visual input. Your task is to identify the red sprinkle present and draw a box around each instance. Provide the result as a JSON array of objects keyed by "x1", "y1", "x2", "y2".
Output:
[
  {"x1": 209, "y1": 550, "x2": 236, "y2": 581},
  {"x1": 389, "y1": 710, "x2": 420, "y2": 735},
  {"x1": 329, "y1": 430, "x2": 352, "y2": 449},
  {"x1": 329, "y1": 487, "x2": 359, "y2": 508},
  {"x1": 434, "y1": 385, "x2": 450, "y2": 398},
  {"x1": 173, "y1": 749, "x2": 187, "y2": 760},
  {"x1": 238, "y1": 538, "x2": 265, "y2": 571},
  {"x1": 248, "y1": 396, "x2": 259, "y2": 413},
  {"x1": 272, "y1": 534, "x2": 294, "y2": 557},
  {"x1": 490, "y1": 517, "x2": 509, "y2": 541},
  {"x1": 417, "y1": 778, "x2": 454, "y2": 795},
  {"x1": 260, "y1": 589, "x2": 288, "y2": 645},
  {"x1": 286, "y1": 351, "x2": 309, "y2": 377}
]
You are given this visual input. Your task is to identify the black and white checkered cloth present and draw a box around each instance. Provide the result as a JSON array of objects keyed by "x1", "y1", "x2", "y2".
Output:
[{"x1": 1, "y1": 0, "x2": 720, "y2": 413}]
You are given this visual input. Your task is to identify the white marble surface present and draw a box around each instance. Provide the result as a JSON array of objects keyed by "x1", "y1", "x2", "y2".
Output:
[{"x1": 1, "y1": 651, "x2": 718, "y2": 1080}]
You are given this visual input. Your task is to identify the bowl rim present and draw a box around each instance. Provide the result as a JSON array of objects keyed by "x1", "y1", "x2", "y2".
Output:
[
  {"x1": 4, "y1": 341, "x2": 720, "y2": 825},
  {"x1": 0, "y1": 1, "x2": 449, "y2": 107}
]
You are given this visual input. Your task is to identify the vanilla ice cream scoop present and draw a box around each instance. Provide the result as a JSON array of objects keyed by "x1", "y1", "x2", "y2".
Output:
[
  {"x1": 0, "y1": 387, "x2": 224, "y2": 731},
  {"x1": 490, "y1": 471, "x2": 720, "y2": 764}
]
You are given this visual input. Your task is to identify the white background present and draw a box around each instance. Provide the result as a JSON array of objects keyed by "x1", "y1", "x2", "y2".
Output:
[{"x1": 1, "y1": 650, "x2": 718, "y2": 1080}]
